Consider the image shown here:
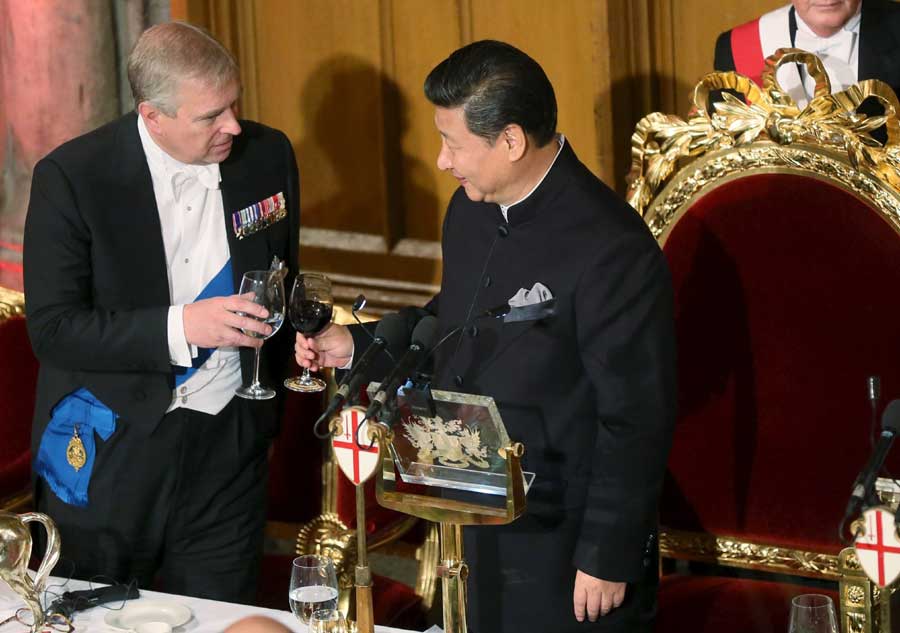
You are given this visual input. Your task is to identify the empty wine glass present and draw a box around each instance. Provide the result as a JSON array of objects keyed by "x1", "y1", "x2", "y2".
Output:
[
  {"x1": 309, "y1": 608, "x2": 349, "y2": 633},
  {"x1": 284, "y1": 273, "x2": 334, "y2": 393},
  {"x1": 235, "y1": 269, "x2": 285, "y2": 400},
  {"x1": 788, "y1": 594, "x2": 837, "y2": 633},
  {"x1": 288, "y1": 555, "x2": 339, "y2": 625}
]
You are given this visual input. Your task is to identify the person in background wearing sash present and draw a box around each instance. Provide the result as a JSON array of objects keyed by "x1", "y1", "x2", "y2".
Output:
[
  {"x1": 714, "y1": 0, "x2": 900, "y2": 108},
  {"x1": 23, "y1": 22, "x2": 299, "y2": 603},
  {"x1": 295, "y1": 40, "x2": 676, "y2": 633}
]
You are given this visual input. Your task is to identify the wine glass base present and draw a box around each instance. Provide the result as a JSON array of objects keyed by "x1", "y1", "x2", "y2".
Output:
[
  {"x1": 235, "y1": 384, "x2": 277, "y2": 400},
  {"x1": 284, "y1": 375, "x2": 327, "y2": 393}
]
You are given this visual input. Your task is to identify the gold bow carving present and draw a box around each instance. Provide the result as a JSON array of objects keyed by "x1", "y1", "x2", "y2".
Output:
[{"x1": 626, "y1": 48, "x2": 900, "y2": 217}]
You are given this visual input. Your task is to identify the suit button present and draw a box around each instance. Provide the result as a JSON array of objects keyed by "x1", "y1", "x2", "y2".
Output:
[
  {"x1": 467, "y1": 325, "x2": 479, "y2": 338},
  {"x1": 134, "y1": 390, "x2": 146, "y2": 401},
  {"x1": 454, "y1": 375, "x2": 464, "y2": 387},
  {"x1": 483, "y1": 275, "x2": 492, "y2": 288}
]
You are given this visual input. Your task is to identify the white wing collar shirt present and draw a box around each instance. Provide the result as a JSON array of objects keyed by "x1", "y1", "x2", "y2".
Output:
[
  {"x1": 794, "y1": 6, "x2": 861, "y2": 104},
  {"x1": 137, "y1": 115, "x2": 242, "y2": 415}
]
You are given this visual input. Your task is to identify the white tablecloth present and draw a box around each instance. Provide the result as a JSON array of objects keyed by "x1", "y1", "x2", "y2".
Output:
[{"x1": 0, "y1": 577, "x2": 418, "y2": 633}]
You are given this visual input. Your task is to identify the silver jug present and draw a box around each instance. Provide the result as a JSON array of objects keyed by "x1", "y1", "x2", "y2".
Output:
[{"x1": 0, "y1": 511, "x2": 60, "y2": 632}]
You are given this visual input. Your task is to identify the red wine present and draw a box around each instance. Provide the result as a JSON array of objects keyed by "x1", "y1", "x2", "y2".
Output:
[{"x1": 290, "y1": 300, "x2": 333, "y2": 335}]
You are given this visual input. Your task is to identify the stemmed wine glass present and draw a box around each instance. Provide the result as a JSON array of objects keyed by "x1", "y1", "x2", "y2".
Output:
[
  {"x1": 235, "y1": 269, "x2": 285, "y2": 400},
  {"x1": 284, "y1": 273, "x2": 333, "y2": 393},
  {"x1": 288, "y1": 555, "x2": 339, "y2": 625},
  {"x1": 788, "y1": 594, "x2": 838, "y2": 633}
]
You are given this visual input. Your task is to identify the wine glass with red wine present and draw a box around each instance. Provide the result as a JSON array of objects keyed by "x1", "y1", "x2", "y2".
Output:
[{"x1": 284, "y1": 273, "x2": 333, "y2": 393}]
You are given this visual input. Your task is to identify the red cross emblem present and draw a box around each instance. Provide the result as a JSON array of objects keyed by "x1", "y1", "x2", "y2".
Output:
[
  {"x1": 854, "y1": 506, "x2": 900, "y2": 587},
  {"x1": 332, "y1": 406, "x2": 380, "y2": 486}
]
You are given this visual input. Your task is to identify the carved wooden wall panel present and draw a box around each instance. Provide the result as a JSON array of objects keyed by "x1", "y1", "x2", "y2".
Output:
[{"x1": 174, "y1": 0, "x2": 800, "y2": 311}]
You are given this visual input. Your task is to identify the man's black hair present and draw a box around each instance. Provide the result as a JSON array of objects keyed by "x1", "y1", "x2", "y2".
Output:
[{"x1": 424, "y1": 40, "x2": 557, "y2": 147}]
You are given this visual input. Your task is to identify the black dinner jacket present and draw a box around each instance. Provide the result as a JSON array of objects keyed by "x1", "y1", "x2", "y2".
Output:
[
  {"x1": 24, "y1": 111, "x2": 300, "y2": 448},
  {"x1": 714, "y1": 0, "x2": 900, "y2": 95}
]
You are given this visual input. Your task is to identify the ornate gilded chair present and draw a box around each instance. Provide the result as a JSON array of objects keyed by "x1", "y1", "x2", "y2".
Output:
[
  {"x1": 628, "y1": 50, "x2": 900, "y2": 633},
  {"x1": 0, "y1": 287, "x2": 37, "y2": 512}
]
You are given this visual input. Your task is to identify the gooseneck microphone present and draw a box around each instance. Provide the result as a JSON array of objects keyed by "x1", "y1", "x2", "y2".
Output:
[
  {"x1": 312, "y1": 312, "x2": 407, "y2": 438},
  {"x1": 364, "y1": 315, "x2": 439, "y2": 423},
  {"x1": 844, "y1": 398, "x2": 900, "y2": 524}
]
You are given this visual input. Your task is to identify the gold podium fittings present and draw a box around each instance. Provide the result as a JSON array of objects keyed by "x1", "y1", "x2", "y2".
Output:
[
  {"x1": 0, "y1": 511, "x2": 61, "y2": 632},
  {"x1": 371, "y1": 385, "x2": 529, "y2": 633},
  {"x1": 331, "y1": 406, "x2": 387, "y2": 633}
]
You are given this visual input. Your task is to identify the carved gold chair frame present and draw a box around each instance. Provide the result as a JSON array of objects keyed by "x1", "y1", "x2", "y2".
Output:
[{"x1": 627, "y1": 49, "x2": 900, "y2": 633}]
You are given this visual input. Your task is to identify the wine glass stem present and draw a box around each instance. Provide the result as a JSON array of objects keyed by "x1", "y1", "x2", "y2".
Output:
[
  {"x1": 302, "y1": 367, "x2": 312, "y2": 383},
  {"x1": 251, "y1": 345, "x2": 263, "y2": 388}
]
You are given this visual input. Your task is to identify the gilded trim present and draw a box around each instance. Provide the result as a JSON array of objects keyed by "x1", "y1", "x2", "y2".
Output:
[
  {"x1": 643, "y1": 144, "x2": 900, "y2": 245},
  {"x1": 0, "y1": 287, "x2": 25, "y2": 321},
  {"x1": 627, "y1": 48, "x2": 900, "y2": 229},
  {"x1": 660, "y1": 528, "x2": 840, "y2": 579}
]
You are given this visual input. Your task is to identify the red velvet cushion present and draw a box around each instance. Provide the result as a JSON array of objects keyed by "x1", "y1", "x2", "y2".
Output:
[
  {"x1": 662, "y1": 173, "x2": 900, "y2": 553},
  {"x1": 0, "y1": 316, "x2": 37, "y2": 500},
  {"x1": 656, "y1": 574, "x2": 839, "y2": 633}
]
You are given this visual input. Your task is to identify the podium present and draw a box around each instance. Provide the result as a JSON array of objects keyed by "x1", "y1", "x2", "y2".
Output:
[{"x1": 368, "y1": 384, "x2": 531, "y2": 633}]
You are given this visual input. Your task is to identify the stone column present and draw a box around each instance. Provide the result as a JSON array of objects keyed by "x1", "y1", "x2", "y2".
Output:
[{"x1": 0, "y1": 1, "x2": 119, "y2": 289}]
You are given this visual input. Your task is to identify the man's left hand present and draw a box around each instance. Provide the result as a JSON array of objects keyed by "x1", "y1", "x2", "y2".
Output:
[{"x1": 573, "y1": 570, "x2": 625, "y2": 622}]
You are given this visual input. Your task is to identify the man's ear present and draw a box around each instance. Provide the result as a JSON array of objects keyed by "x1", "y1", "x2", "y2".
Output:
[
  {"x1": 138, "y1": 101, "x2": 164, "y2": 135},
  {"x1": 502, "y1": 124, "x2": 527, "y2": 162}
]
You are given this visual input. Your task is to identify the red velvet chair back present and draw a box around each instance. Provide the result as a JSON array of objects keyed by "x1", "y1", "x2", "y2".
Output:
[
  {"x1": 661, "y1": 172, "x2": 900, "y2": 554},
  {"x1": 0, "y1": 295, "x2": 38, "y2": 507}
]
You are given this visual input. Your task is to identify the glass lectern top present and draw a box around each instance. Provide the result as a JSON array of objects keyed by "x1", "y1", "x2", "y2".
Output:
[{"x1": 367, "y1": 384, "x2": 528, "y2": 496}]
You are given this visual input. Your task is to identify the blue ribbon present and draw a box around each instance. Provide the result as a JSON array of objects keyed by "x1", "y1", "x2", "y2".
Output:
[
  {"x1": 34, "y1": 389, "x2": 117, "y2": 507},
  {"x1": 173, "y1": 259, "x2": 235, "y2": 386}
]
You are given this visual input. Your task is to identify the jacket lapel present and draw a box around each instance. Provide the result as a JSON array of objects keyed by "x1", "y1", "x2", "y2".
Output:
[
  {"x1": 112, "y1": 113, "x2": 171, "y2": 305},
  {"x1": 220, "y1": 158, "x2": 270, "y2": 291},
  {"x1": 859, "y1": 2, "x2": 900, "y2": 90}
]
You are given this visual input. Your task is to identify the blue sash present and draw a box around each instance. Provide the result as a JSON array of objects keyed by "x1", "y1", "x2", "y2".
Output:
[
  {"x1": 173, "y1": 259, "x2": 234, "y2": 386},
  {"x1": 34, "y1": 389, "x2": 117, "y2": 507}
]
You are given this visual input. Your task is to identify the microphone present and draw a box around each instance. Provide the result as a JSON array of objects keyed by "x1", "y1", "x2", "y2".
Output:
[
  {"x1": 844, "y1": 398, "x2": 900, "y2": 523},
  {"x1": 868, "y1": 376, "x2": 882, "y2": 404},
  {"x1": 312, "y1": 312, "x2": 407, "y2": 438},
  {"x1": 364, "y1": 316, "x2": 439, "y2": 423}
]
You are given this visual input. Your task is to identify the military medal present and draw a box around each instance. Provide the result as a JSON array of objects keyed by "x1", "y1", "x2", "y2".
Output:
[
  {"x1": 231, "y1": 191, "x2": 287, "y2": 239},
  {"x1": 66, "y1": 425, "x2": 87, "y2": 472}
]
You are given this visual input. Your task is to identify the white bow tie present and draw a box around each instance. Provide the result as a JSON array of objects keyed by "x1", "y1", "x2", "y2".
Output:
[
  {"x1": 170, "y1": 166, "x2": 219, "y2": 201},
  {"x1": 795, "y1": 27, "x2": 855, "y2": 64}
]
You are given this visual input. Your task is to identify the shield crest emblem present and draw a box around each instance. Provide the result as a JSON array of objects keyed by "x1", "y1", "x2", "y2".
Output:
[
  {"x1": 854, "y1": 506, "x2": 900, "y2": 587},
  {"x1": 331, "y1": 406, "x2": 381, "y2": 486}
]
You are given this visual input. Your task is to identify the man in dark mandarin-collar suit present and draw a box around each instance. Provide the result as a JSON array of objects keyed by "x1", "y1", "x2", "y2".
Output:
[
  {"x1": 296, "y1": 40, "x2": 676, "y2": 632},
  {"x1": 714, "y1": 0, "x2": 900, "y2": 99},
  {"x1": 24, "y1": 23, "x2": 299, "y2": 602}
]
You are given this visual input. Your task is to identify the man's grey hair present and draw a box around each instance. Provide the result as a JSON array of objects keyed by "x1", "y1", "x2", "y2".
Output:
[{"x1": 127, "y1": 22, "x2": 239, "y2": 116}]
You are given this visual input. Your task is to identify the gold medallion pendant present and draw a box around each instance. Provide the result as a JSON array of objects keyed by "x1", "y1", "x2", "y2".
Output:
[{"x1": 66, "y1": 425, "x2": 87, "y2": 472}]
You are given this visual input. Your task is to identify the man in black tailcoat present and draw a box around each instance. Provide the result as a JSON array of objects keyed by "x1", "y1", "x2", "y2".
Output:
[{"x1": 24, "y1": 22, "x2": 299, "y2": 603}]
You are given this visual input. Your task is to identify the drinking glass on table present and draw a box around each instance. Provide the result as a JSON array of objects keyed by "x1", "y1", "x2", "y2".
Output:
[
  {"x1": 235, "y1": 269, "x2": 285, "y2": 400},
  {"x1": 288, "y1": 555, "x2": 339, "y2": 625},
  {"x1": 788, "y1": 594, "x2": 838, "y2": 633},
  {"x1": 309, "y1": 608, "x2": 349, "y2": 633},
  {"x1": 284, "y1": 273, "x2": 333, "y2": 393}
]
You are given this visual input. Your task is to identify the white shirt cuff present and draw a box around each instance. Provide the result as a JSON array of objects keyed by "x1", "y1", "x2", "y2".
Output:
[
  {"x1": 167, "y1": 305, "x2": 195, "y2": 367},
  {"x1": 338, "y1": 341, "x2": 355, "y2": 370}
]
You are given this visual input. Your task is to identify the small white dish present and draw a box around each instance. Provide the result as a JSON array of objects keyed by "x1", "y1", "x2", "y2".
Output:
[
  {"x1": 103, "y1": 600, "x2": 192, "y2": 630},
  {"x1": 134, "y1": 623, "x2": 173, "y2": 633}
]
